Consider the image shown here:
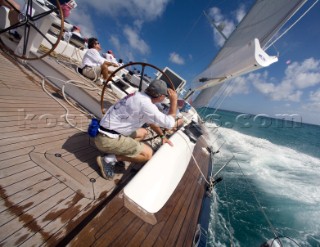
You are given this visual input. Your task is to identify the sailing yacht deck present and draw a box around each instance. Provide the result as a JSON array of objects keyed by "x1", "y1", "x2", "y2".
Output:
[{"x1": 0, "y1": 50, "x2": 211, "y2": 246}]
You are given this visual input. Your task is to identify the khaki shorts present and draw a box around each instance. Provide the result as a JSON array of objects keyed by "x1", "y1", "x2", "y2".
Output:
[
  {"x1": 82, "y1": 65, "x2": 101, "y2": 80},
  {"x1": 94, "y1": 133, "x2": 143, "y2": 158}
]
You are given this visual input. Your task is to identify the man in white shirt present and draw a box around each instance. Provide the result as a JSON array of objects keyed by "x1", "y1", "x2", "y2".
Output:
[
  {"x1": 81, "y1": 37, "x2": 118, "y2": 82},
  {"x1": 95, "y1": 79, "x2": 178, "y2": 179}
]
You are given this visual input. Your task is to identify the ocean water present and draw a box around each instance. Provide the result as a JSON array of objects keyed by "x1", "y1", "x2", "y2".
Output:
[{"x1": 198, "y1": 108, "x2": 320, "y2": 247}]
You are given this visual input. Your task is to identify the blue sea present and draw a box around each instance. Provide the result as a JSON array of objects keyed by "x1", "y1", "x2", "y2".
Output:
[{"x1": 198, "y1": 108, "x2": 320, "y2": 247}]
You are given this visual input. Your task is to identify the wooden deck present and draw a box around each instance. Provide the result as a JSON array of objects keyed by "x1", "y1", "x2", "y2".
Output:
[
  {"x1": 68, "y1": 136, "x2": 210, "y2": 247},
  {"x1": 0, "y1": 50, "x2": 210, "y2": 246}
]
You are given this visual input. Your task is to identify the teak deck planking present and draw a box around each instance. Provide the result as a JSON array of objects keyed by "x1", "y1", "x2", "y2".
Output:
[{"x1": 0, "y1": 50, "x2": 210, "y2": 246}]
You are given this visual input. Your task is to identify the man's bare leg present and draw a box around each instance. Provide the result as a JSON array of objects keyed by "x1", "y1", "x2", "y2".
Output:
[
  {"x1": 101, "y1": 63, "x2": 110, "y2": 80},
  {"x1": 116, "y1": 143, "x2": 153, "y2": 164}
]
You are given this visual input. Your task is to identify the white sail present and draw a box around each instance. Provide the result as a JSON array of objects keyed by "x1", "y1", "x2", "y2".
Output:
[{"x1": 192, "y1": 0, "x2": 307, "y2": 108}]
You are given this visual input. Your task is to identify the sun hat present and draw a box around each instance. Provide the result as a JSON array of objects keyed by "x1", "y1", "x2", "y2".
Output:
[{"x1": 146, "y1": 79, "x2": 168, "y2": 98}]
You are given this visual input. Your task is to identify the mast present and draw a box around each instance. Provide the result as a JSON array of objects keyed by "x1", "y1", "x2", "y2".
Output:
[{"x1": 203, "y1": 10, "x2": 228, "y2": 41}]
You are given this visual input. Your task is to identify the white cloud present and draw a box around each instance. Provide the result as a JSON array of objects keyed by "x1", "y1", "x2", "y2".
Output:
[
  {"x1": 251, "y1": 58, "x2": 320, "y2": 102},
  {"x1": 72, "y1": 0, "x2": 168, "y2": 59},
  {"x1": 68, "y1": 8, "x2": 97, "y2": 37},
  {"x1": 123, "y1": 26, "x2": 150, "y2": 55},
  {"x1": 309, "y1": 89, "x2": 320, "y2": 102},
  {"x1": 76, "y1": 0, "x2": 170, "y2": 21},
  {"x1": 109, "y1": 35, "x2": 121, "y2": 51},
  {"x1": 225, "y1": 76, "x2": 249, "y2": 96},
  {"x1": 302, "y1": 102, "x2": 320, "y2": 112},
  {"x1": 169, "y1": 52, "x2": 184, "y2": 65},
  {"x1": 234, "y1": 4, "x2": 246, "y2": 23},
  {"x1": 284, "y1": 58, "x2": 320, "y2": 89},
  {"x1": 133, "y1": 19, "x2": 144, "y2": 30},
  {"x1": 208, "y1": 7, "x2": 224, "y2": 22},
  {"x1": 301, "y1": 89, "x2": 320, "y2": 113}
]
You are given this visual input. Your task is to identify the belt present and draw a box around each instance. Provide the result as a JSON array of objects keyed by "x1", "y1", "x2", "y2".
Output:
[{"x1": 99, "y1": 126, "x2": 120, "y2": 135}]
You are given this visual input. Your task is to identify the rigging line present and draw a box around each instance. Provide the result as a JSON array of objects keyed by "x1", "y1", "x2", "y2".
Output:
[
  {"x1": 197, "y1": 107, "x2": 207, "y2": 119},
  {"x1": 197, "y1": 67, "x2": 234, "y2": 117},
  {"x1": 176, "y1": 131, "x2": 210, "y2": 185},
  {"x1": 234, "y1": 157, "x2": 279, "y2": 239},
  {"x1": 264, "y1": 0, "x2": 319, "y2": 50},
  {"x1": 57, "y1": 59, "x2": 98, "y2": 87},
  {"x1": 173, "y1": 0, "x2": 215, "y2": 54},
  {"x1": 203, "y1": 10, "x2": 227, "y2": 41},
  {"x1": 61, "y1": 82, "x2": 95, "y2": 116},
  {"x1": 213, "y1": 127, "x2": 279, "y2": 238},
  {"x1": 53, "y1": 57, "x2": 98, "y2": 84},
  {"x1": 211, "y1": 79, "x2": 234, "y2": 115},
  {"x1": 53, "y1": 57, "x2": 109, "y2": 93},
  {"x1": 200, "y1": 108, "x2": 224, "y2": 145},
  {"x1": 45, "y1": 44, "x2": 79, "y2": 65},
  {"x1": 41, "y1": 77, "x2": 84, "y2": 132},
  {"x1": 269, "y1": 236, "x2": 301, "y2": 247},
  {"x1": 213, "y1": 155, "x2": 234, "y2": 178},
  {"x1": 213, "y1": 127, "x2": 225, "y2": 143},
  {"x1": 175, "y1": 12, "x2": 203, "y2": 52},
  {"x1": 199, "y1": 79, "x2": 234, "y2": 145},
  {"x1": 53, "y1": 55, "x2": 78, "y2": 67},
  {"x1": 271, "y1": 43, "x2": 280, "y2": 58},
  {"x1": 208, "y1": 137, "x2": 225, "y2": 165},
  {"x1": 169, "y1": 0, "x2": 223, "y2": 74},
  {"x1": 59, "y1": 39, "x2": 70, "y2": 56},
  {"x1": 41, "y1": 76, "x2": 99, "y2": 132},
  {"x1": 212, "y1": 135, "x2": 225, "y2": 150}
]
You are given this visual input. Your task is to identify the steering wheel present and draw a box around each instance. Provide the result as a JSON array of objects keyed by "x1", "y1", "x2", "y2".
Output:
[
  {"x1": 100, "y1": 62, "x2": 175, "y2": 114},
  {"x1": 0, "y1": 0, "x2": 64, "y2": 60}
]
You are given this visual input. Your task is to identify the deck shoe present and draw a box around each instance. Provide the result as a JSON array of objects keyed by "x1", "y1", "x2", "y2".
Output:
[{"x1": 96, "y1": 156, "x2": 115, "y2": 179}]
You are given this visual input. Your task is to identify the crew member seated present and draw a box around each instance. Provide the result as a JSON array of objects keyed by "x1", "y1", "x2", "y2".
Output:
[{"x1": 81, "y1": 37, "x2": 118, "y2": 84}]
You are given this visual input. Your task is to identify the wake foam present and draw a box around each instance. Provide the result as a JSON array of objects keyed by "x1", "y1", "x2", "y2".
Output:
[{"x1": 206, "y1": 126, "x2": 320, "y2": 246}]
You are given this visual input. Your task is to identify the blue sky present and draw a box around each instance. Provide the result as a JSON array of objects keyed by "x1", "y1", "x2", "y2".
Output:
[{"x1": 66, "y1": 0, "x2": 320, "y2": 125}]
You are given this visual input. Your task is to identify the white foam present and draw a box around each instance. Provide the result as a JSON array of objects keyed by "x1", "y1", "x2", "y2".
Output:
[
  {"x1": 206, "y1": 125, "x2": 320, "y2": 247},
  {"x1": 208, "y1": 126, "x2": 320, "y2": 205}
]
